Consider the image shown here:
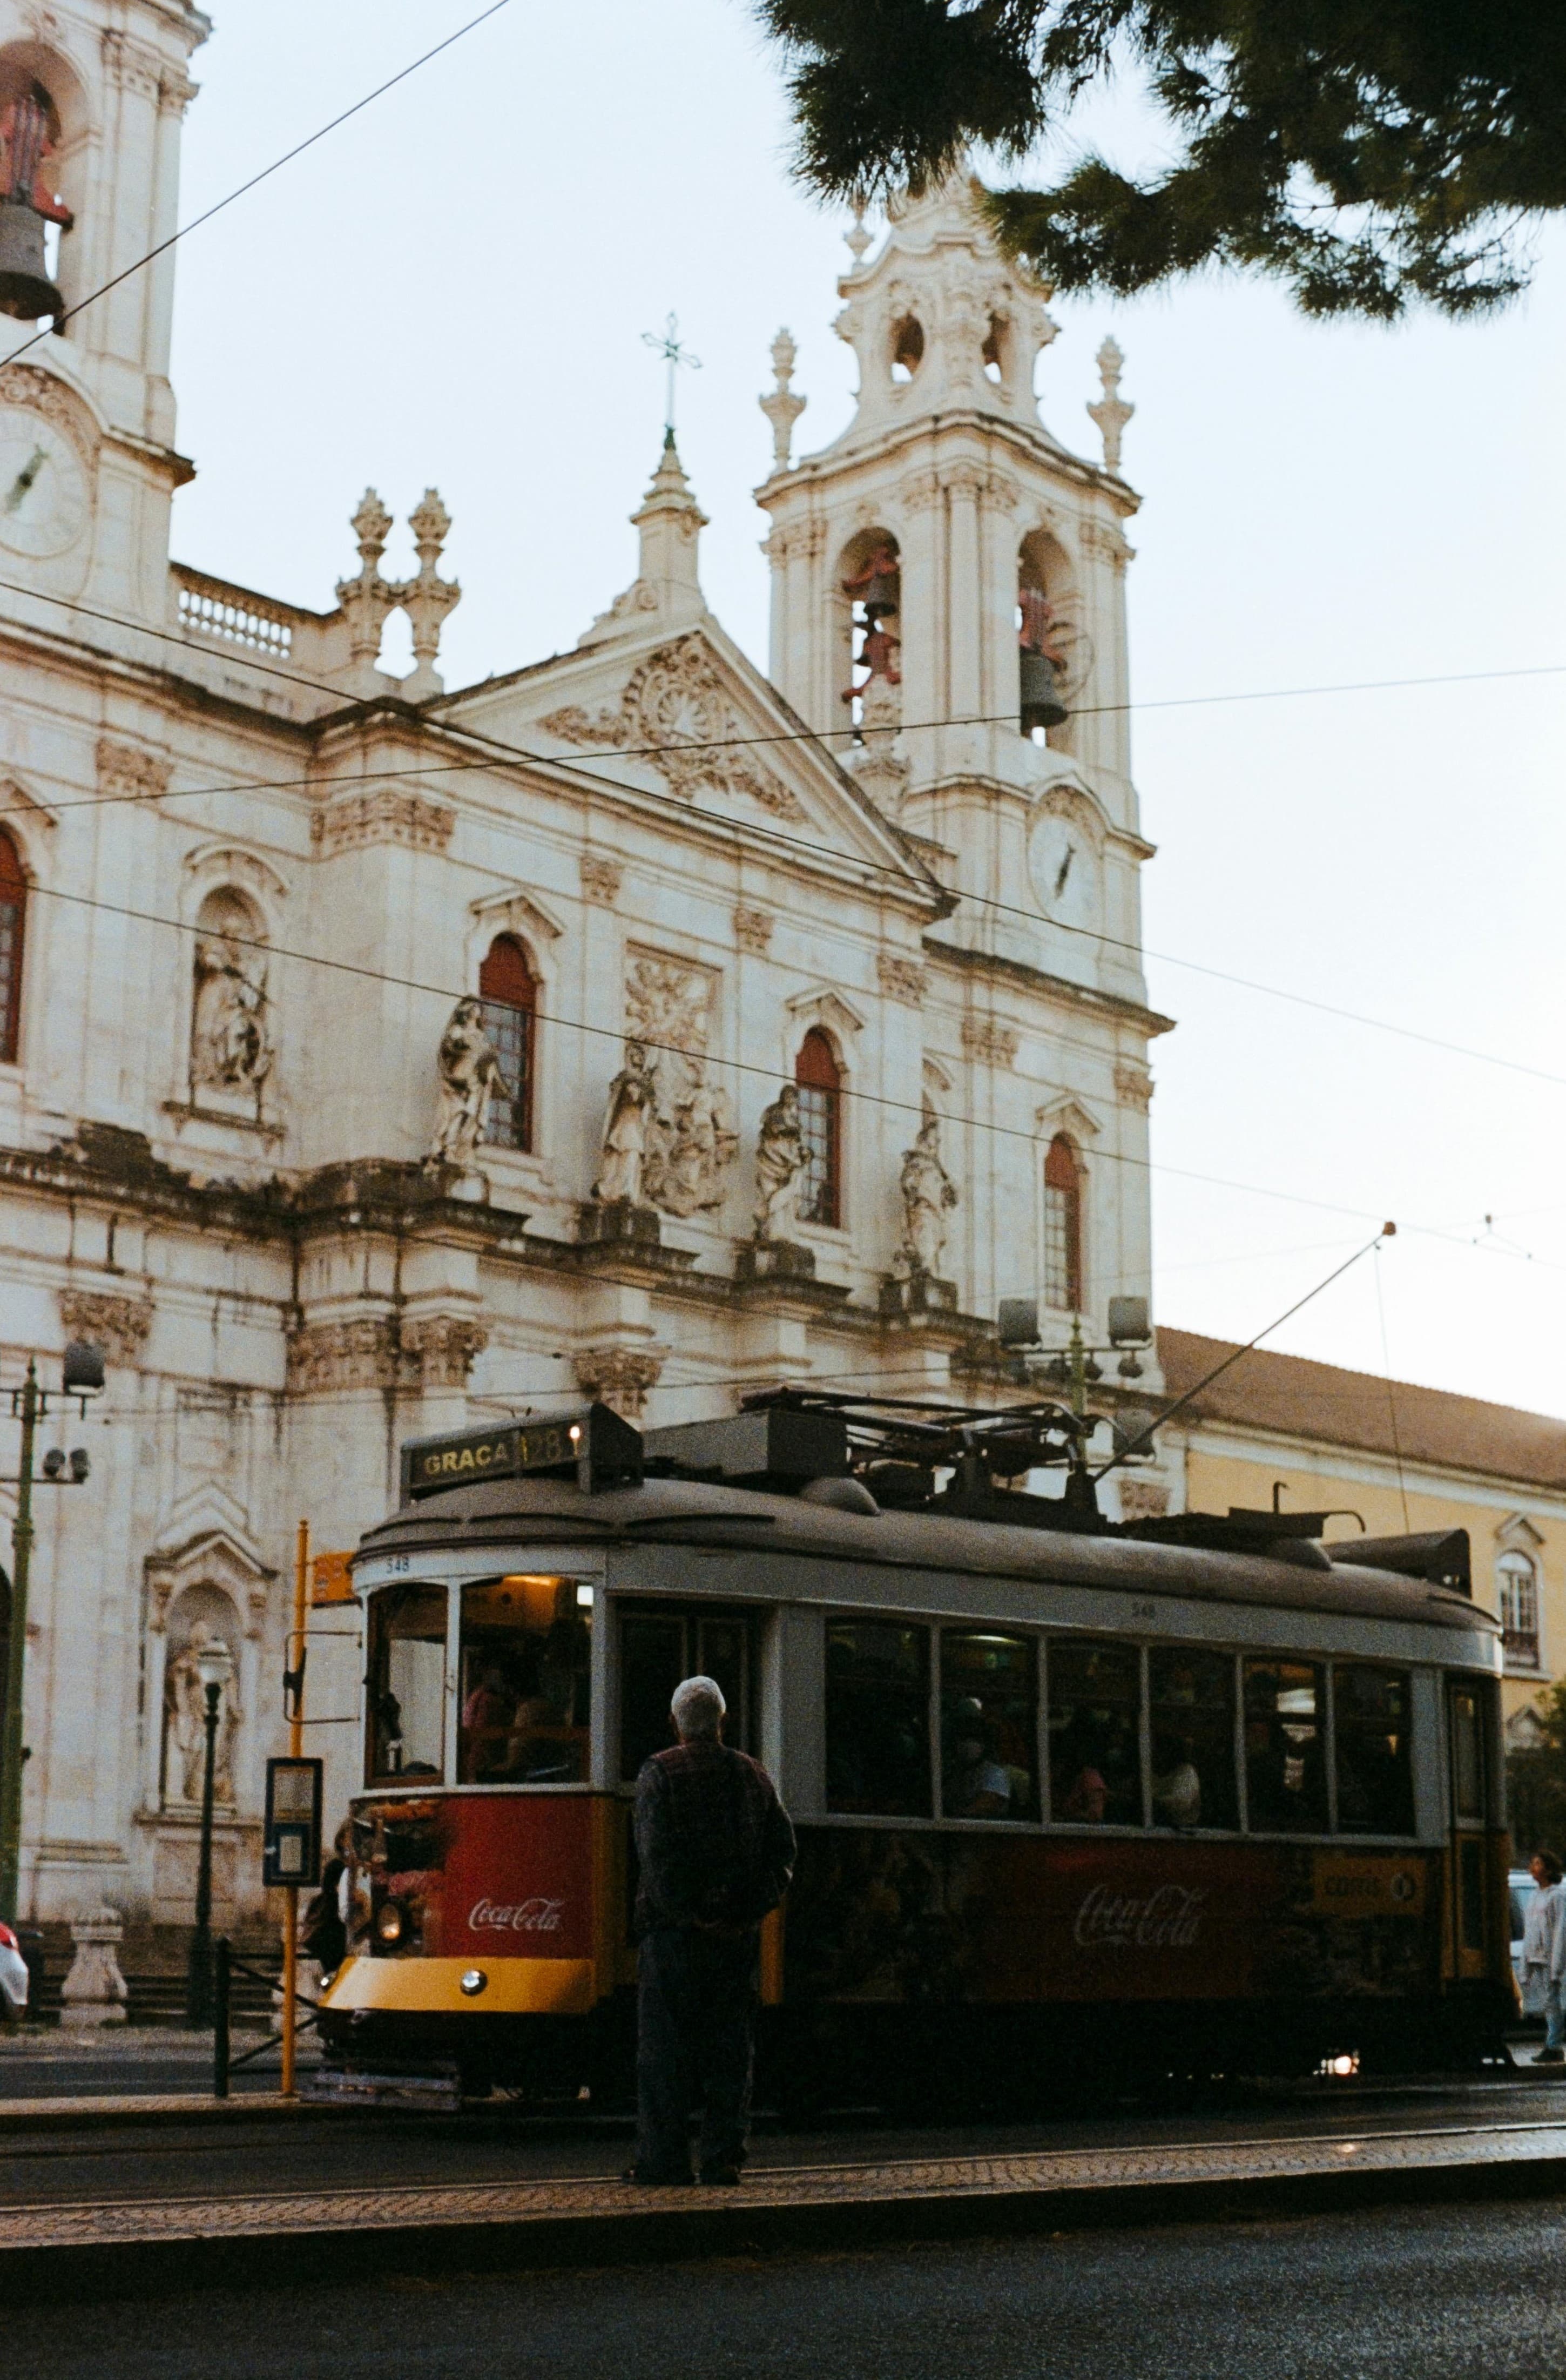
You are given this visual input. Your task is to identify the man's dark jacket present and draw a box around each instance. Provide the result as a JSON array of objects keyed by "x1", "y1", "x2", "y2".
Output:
[{"x1": 633, "y1": 1738, "x2": 796, "y2": 1936}]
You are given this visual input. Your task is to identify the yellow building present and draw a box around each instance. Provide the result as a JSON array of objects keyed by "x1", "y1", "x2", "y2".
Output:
[{"x1": 1151, "y1": 1329, "x2": 1566, "y2": 1753}]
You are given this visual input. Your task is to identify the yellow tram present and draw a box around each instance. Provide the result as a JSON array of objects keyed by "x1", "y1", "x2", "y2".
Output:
[{"x1": 318, "y1": 1393, "x2": 1513, "y2": 2103}]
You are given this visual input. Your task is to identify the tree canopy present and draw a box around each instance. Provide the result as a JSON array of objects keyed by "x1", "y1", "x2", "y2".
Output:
[{"x1": 754, "y1": 0, "x2": 1566, "y2": 319}]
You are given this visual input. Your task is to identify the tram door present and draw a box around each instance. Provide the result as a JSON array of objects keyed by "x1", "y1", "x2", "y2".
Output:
[
  {"x1": 1447, "y1": 1681, "x2": 1493, "y2": 1981},
  {"x1": 617, "y1": 1601, "x2": 758, "y2": 1780}
]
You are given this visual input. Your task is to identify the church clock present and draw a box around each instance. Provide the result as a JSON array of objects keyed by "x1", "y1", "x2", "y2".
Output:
[
  {"x1": 0, "y1": 406, "x2": 89, "y2": 560},
  {"x1": 1029, "y1": 810, "x2": 1099, "y2": 932}
]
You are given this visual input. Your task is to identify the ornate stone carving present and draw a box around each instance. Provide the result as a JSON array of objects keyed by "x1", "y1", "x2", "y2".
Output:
[
  {"x1": 286, "y1": 1317, "x2": 397, "y2": 1396},
  {"x1": 753, "y1": 1083, "x2": 807, "y2": 1242},
  {"x1": 580, "y1": 853, "x2": 623, "y2": 905},
  {"x1": 1113, "y1": 1060, "x2": 1153, "y2": 1112},
  {"x1": 1087, "y1": 336, "x2": 1134, "y2": 474},
  {"x1": 335, "y1": 489, "x2": 399, "y2": 687},
  {"x1": 3, "y1": 363, "x2": 94, "y2": 463},
  {"x1": 311, "y1": 787, "x2": 454, "y2": 855},
  {"x1": 895, "y1": 1110, "x2": 958, "y2": 1279},
  {"x1": 1080, "y1": 519, "x2": 1135, "y2": 571},
  {"x1": 877, "y1": 954, "x2": 926, "y2": 1008},
  {"x1": 429, "y1": 998, "x2": 504, "y2": 1169},
  {"x1": 163, "y1": 1623, "x2": 238, "y2": 1805},
  {"x1": 97, "y1": 737, "x2": 171, "y2": 803},
  {"x1": 573, "y1": 1346, "x2": 664, "y2": 1421},
  {"x1": 386, "y1": 490, "x2": 461, "y2": 699},
  {"x1": 733, "y1": 905, "x2": 773, "y2": 955},
  {"x1": 59, "y1": 1289, "x2": 152, "y2": 1368},
  {"x1": 759, "y1": 326, "x2": 807, "y2": 470},
  {"x1": 401, "y1": 1313, "x2": 488, "y2": 1388},
  {"x1": 543, "y1": 635, "x2": 806, "y2": 820},
  {"x1": 961, "y1": 1017, "x2": 1019, "y2": 1068},
  {"x1": 621, "y1": 954, "x2": 737, "y2": 1217}
]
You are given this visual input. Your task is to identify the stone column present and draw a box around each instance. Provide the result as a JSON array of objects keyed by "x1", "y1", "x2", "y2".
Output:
[{"x1": 59, "y1": 1906, "x2": 130, "y2": 2028}]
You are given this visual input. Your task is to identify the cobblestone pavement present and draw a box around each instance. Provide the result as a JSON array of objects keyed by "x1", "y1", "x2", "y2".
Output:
[{"x1": 3, "y1": 2113, "x2": 1566, "y2": 2252}]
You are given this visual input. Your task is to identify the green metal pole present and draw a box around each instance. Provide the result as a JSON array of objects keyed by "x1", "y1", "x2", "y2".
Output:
[
  {"x1": 1067, "y1": 1315, "x2": 1088, "y2": 1419},
  {"x1": 0, "y1": 1361, "x2": 39, "y2": 1927}
]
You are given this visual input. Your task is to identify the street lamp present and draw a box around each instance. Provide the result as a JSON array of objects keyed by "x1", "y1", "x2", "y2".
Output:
[
  {"x1": 0, "y1": 1341, "x2": 104, "y2": 1926},
  {"x1": 185, "y1": 1636, "x2": 232, "y2": 2030}
]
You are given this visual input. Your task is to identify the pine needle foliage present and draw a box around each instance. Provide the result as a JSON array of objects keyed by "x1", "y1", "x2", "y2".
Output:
[{"x1": 754, "y1": 0, "x2": 1566, "y2": 319}]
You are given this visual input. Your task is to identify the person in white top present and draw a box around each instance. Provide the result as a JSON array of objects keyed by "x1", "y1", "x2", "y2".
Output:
[{"x1": 1521, "y1": 1849, "x2": 1566, "y2": 2063}]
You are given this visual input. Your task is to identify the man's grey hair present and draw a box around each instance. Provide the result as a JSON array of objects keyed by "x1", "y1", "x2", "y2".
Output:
[{"x1": 671, "y1": 1674, "x2": 726, "y2": 1741}]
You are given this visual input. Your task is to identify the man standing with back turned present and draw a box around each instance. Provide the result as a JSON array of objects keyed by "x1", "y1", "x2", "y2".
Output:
[{"x1": 631, "y1": 1674, "x2": 796, "y2": 2185}]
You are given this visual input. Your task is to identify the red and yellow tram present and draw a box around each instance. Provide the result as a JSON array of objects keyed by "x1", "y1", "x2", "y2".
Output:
[{"x1": 317, "y1": 1396, "x2": 1513, "y2": 2102}]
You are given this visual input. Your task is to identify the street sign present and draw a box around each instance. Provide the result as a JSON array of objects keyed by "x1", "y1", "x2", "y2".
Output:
[
  {"x1": 262, "y1": 1755, "x2": 323, "y2": 1889},
  {"x1": 309, "y1": 1548, "x2": 355, "y2": 1605}
]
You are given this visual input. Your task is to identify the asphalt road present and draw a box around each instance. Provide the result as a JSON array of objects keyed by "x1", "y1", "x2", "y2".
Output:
[{"x1": 4, "y1": 2197, "x2": 1565, "y2": 2378}]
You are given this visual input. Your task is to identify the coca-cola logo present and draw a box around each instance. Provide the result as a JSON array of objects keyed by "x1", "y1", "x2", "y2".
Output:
[
  {"x1": 468, "y1": 1896, "x2": 565, "y2": 1934},
  {"x1": 1073, "y1": 1883, "x2": 1206, "y2": 1951}
]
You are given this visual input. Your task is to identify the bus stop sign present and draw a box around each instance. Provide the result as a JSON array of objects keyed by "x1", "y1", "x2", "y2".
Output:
[{"x1": 263, "y1": 1756, "x2": 323, "y2": 1889}]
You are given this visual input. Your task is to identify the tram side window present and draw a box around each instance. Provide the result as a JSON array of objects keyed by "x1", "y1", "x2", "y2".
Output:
[
  {"x1": 942, "y1": 1632, "x2": 1039, "y2": 1819},
  {"x1": 620, "y1": 1612, "x2": 687, "y2": 1780},
  {"x1": 1333, "y1": 1666, "x2": 1414, "y2": 1835},
  {"x1": 457, "y1": 1576, "x2": 591, "y2": 1784},
  {"x1": 1244, "y1": 1659, "x2": 1328, "y2": 1833},
  {"x1": 1149, "y1": 1648, "x2": 1237, "y2": 1831},
  {"x1": 367, "y1": 1583, "x2": 448, "y2": 1784},
  {"x1": 826, "y1": 1620, "x2": 932, "y2": 1816},
  {"x1": 1048, "y1": 1639, "x2": 1143, "y2": 1825},
  {"x1": 1449, "y1": 1684, "x2": 1488, "y2": 1826}
]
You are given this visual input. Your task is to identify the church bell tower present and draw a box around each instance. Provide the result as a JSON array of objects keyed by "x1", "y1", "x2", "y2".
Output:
[{"x1": 757, "y1": 176, "x2": 1149, "y2": 1008}]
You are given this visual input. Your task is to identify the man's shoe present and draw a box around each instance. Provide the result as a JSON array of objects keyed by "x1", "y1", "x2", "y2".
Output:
[
  {"x1": 699, "y1": 2162, "x2": 742, "y2": 2186},
  {"x1": 1533, "y1": 2048, "x2": 1566, "y2": 2065}
]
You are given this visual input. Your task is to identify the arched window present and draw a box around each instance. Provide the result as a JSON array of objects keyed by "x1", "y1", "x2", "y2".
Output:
[
  {"x1": 795, "y1": 1028, "x2": 842, "y2": 1228},
  {"x1": 1043, "y1": 1132, "x2": 1083, "y2": 1312},
  {"x1": 1498, "y1": 1549, "x2": 1541, "y2": 1670},
  {"x1": 0, "y1": 828, "x2": 25, "y2": 1064},
  {"x1": 479, "y1": 934, "x2": 536, "y2": 1152}
]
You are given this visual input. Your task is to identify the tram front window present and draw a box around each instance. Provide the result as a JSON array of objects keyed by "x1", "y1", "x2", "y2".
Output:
[
  {"x1": 457, "y1": 1576, "x2": 590, "y2": 1784},
  {"x1": 1149, "y1": 1647, "x2": 1238, "y2": 1831},
  {"x1": 941, "y1": 1632, "x2": 1038, "y2": 1819},
  {"x1": 1334, "y1": 1666, "x2": 1414, "y2": 1834},
  {"x1": 366, "y1": 1583, "x2": 447, "y2": 1784},
  {"x1": 1244, "y1": 1658, "x2": 1327, "y2": 1832},
  {"x1": 1048, "y1": 1639, "x2": 1142, "y2": 1826},
  {"x1": 826, "y1": 1620, "x2": 932, "y2": 1816}
]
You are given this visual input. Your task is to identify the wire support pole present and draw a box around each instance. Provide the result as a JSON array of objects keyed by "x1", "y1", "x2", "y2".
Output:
[
  {"x1": 0, "y1": 1360, "x2": 38, "y2": 1926},
  {"x1": 281, "y1": 1517, "x2": 309, "y2": 2100}
]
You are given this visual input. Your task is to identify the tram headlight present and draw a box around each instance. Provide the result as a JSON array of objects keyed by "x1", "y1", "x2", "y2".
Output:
[
  {"x1": 375, "y1": 1901, "x2": 406, "y2": 1947},
  {"x1": 460, "y1": 1968, "x2": 488, "y2": 1997}
]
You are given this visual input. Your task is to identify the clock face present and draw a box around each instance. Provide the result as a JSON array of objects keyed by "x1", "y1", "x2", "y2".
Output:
[
  {"x1": 1030, "y1": 811, "x2": 1099, "y2": 932},
  {"x1": 0, "y1": 407, "x2": 89, "y2": 559}
]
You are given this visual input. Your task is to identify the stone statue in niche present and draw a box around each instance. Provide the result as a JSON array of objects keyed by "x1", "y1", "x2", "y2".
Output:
[
  {"x1": 753, "y1": 1083, "x2": 808, "y2": 1242},
  {"x1": 651, "y1": 1069, "x2": 739, "y2": 1217},
  {"x1": 429, "y1": 997, "x2": 504, "y2": 1169},
  {"x1": 896, "y1": 1110, "x2": 958, "y2": 1277},
  {"x1": 163, "y1": 1622, "x2": 238, "y2": 1806},
  {"x1": 191, "y1": 932, "x2": 271, "y2": 1092},
  {"x1": 593, "y1": 1041, "x2": 658, "y2": 1205}
]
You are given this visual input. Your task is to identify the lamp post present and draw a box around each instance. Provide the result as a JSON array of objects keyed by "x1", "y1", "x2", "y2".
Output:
[
  {"x1": 1, "y1": 1342, "x2": 104, "y2": 1927},
  {"x1": 185, "y1": 1636, "x2": 231, "y2": 2030}
]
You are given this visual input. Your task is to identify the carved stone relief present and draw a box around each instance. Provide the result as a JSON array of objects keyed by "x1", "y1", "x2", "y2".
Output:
[
  {"x1": 543, "y1": 635, "x2": 806, "y2": 821},
  {"x1": 580, "y1": 853, "x2": 623, "y2": 905},
  {"x1": 877, "y1": 954, "x2": 926, "y2": 1008},
  {"x1": 961, "y1": 1016, "x2": 1019, "y2": 1069},
  {"x1": 573, "y1": 1346, "x2": 664, "y2": 1421},
  {"x1": 58, "y1": 1288, "x2": 152, "y2": 1368},
  {"x1": 1113, "y1": 1060, "x2": 1153, "y2": 1113},
  {"x1": 97, "y1": 737, "x2": 171, "y2": 804},
  {"x1": 191, "y1": 889, "x2": 272, "y2": 1095},
  {"x1": 311, "y1": 788, "x2": 454, "y2": 856},
  {"x1": 733, "y1": 905, "x2": 774, "y2": 955},
  {"x1": 401, "y1": 1313, "x2": 489, "y2": 1389},
  {"x1": 621, "y1": 953, "x2": 737, "y2": 1217}
]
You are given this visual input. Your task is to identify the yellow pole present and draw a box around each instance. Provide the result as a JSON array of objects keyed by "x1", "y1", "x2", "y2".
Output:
[{"x1": 281, "y1": 1518, "x2": 309, "y2": 2100}]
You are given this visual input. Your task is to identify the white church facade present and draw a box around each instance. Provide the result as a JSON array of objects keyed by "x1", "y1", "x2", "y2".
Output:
[{"x1": 0, "y1": 0, "x2": 1168, "y2": 1936}]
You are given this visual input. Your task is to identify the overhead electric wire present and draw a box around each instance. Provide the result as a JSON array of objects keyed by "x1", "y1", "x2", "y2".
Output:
[{"x1": 0, "y1": 2, "x2": 515, "y2": 376}]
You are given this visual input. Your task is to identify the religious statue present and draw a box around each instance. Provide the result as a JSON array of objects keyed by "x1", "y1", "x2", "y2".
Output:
[
  {"x1": 753, "y1": 1082, "x2": 808, "y2": 1242},
  {"x1": 429, "y1": 997, "x2": 505, "y2": 1169},
  {"x1": 191, "y1": 934, "x2": 272, "y2": 1092},
  {"x1": 658, "y1": 1072, "x2": 738, "y2": 1217},
  {"x1": 593, "y1": 1040, "x2": 658, "y2": 1205},
  {"x1": 896, "y1": 1110, "x2": 959, "y2": 1278},
  {"x1": 163, "y1": 1622, "x2": 237, "y2": 1807}
]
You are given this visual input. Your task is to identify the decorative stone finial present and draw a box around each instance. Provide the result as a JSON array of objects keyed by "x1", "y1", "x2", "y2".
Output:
[
  {"x1": 759, "y1": 326, "x2": 807, "y2": 471},
  {"x1": 845, "y1": 204, "x2": 873, "y2": 265},
  {"x1": 1087, "y1": 336, "x2": 1133, "y2": 473},
  {"x1": 335, "y1": 488, "x2": 399, "y2": 693},
  {"x1": 395, "y1": 489, "x2": 461, "y2": 700}
]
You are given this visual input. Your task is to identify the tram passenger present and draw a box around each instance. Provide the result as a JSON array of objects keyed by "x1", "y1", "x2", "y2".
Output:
[
  {"x1": 630, "y1": 1674, "x2": 796, "y2": 2187},
  {"x1": 1152, "y1": 1734, "x2": 1203, "y2": 1829},
  {"x1": 948, "y1": 1701, "x2": 1014, "y2": 1818},
  {"x1": 461, "y1": 1663, "x2": 514, "y2": 1782}
]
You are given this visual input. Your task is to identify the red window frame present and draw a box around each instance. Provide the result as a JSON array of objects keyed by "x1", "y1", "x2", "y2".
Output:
[
  {"x1": 478, "y1": 933, "x2": 536, "y2": 1153},
  {"x1": 795, "y1": 1027, "x2": 842, "y2": 1228},
  {"x1": 0, "y1": 830, "x2": 25, "y2": 1067}
]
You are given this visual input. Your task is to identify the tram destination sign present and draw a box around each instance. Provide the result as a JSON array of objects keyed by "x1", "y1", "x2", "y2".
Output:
[{"x1": 400, "y1": 1405, "x2": 642, "y2": 1502}]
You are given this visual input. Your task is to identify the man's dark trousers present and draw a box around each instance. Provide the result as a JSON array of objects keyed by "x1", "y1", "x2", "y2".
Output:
[{"x1": 635, "y1": 1923, "x2": 759, "y2": 2181}]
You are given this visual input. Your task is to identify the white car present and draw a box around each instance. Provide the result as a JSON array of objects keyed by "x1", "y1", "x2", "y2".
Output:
[{"x1": 0, "y1": 1920, "x2": 29, "y2": 2023}]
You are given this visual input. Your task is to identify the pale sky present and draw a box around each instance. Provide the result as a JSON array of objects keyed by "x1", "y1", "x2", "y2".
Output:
[{"x1": 166, "y1": 0, "x2": 1566, "y2": 1419}]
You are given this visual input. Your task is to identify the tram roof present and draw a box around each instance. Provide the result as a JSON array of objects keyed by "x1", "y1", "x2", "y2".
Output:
[{"x1": 355, "y1": 1475, "x2": 1494, "y2": 1639}]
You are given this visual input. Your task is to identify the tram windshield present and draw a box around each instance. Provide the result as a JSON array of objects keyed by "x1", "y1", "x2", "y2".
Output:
[
  {"x1": 366, "y1": 1582, "x2": 447, "y2": 1783},
  {"x1": 458, "y1": 1576, "x2": 592, "y2": 1784}
]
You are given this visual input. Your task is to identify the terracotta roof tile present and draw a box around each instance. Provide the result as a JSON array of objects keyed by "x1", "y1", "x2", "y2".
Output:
[{"x1": 1157, "y1": 1327, "x2": 1566, "y2": 1495}]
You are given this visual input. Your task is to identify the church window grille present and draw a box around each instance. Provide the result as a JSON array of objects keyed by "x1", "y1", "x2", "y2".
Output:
[
  {"x1": 1498, "y1": 1549, "x2": 1541, "y2": 1670},
  {"x1": 795, "y1": 1027, "x2": 842, "y2": 1227},
  {"x1": 1044, "y1": 1132, "x2": 1083, "y2": 1312},
  {"x1": 0, "y1": 829, "x2": 25, "y2": 1065},
  {"x1": 479, "y1": 934, "x2": 536, "y2": 1151}
]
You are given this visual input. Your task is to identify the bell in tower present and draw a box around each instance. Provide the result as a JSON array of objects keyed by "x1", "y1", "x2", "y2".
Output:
[{"x1": 0, "y1": 82, "x2": 72, "y2": 324}]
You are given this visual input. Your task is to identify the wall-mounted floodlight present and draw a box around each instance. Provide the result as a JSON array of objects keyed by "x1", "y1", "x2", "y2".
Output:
[
  {"x1": 61, "y1": 1341, "x2": 105, "y2": 1395},
  {"x1": 997, "y1": 1298, "x2": 1041, "y2": 1349}
]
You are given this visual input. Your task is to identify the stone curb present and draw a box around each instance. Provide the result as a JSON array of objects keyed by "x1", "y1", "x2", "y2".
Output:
[{"x1": 5, "y1": 2121, "x2": 1566, "y2": 2305}]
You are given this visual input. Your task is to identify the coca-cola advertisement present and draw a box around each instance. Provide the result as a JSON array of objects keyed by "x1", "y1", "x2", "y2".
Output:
[{"x1": 355, "y1": 1793, "x2": 596, "y2": 1960}]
